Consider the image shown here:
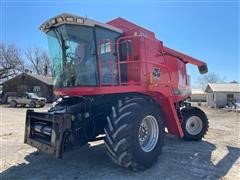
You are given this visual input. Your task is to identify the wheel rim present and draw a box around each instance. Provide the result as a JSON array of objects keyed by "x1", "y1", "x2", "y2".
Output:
[
  {"x1": 138, "y1": 115, "x2": 159, "y2": 152},
  {"x1": 186, "y1": 116, "x2": 203, "y2": 135}
]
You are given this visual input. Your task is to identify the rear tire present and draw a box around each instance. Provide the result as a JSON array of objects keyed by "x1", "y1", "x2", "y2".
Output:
[
  {"x1": 10, "y1": 100, "x2": 17, "y2": 107},
  {"x1": 104, "y1": 97, "x2": 165, "y2": 171},
  {"x1": 181, "y1": 107, "x2": 209, "y2": 141}
]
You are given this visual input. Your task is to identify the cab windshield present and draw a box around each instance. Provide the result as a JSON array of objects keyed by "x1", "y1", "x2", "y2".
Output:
[{"x1": 47, "y1": 24, "x2": 98, "y2": 87}]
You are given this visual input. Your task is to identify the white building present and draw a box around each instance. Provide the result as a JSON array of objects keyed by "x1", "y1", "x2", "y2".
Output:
[
  {"x1": 205, "y1": 83, "x2": 240, "y2": 108},
  {"x1": 191, "y1": 89, "x2": 207, "y2": 102}
]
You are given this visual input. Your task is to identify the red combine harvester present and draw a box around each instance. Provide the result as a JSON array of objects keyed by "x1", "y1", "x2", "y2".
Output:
[{"x1": 24, "y1": 13, "x2": 209, "y2": 171}]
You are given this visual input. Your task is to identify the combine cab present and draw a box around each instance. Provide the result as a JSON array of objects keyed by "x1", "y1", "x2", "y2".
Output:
[{"x1": 24, "y1": 13, "x2": 209, "y2": 171}]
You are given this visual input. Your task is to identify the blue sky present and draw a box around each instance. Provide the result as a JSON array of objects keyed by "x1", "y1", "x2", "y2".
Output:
[{"x1": 1, "y1": 0, "x2": 239, "y2": 87}]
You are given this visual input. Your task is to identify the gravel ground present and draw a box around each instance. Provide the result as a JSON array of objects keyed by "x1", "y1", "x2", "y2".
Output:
[{"x1": 0, "y1": 104, "x2": 240, "y2": 180}]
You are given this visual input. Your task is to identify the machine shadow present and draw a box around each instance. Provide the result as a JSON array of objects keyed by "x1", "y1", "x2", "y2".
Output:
[{"x1": 2, "y1": 135, "x2": 240, "y2": 179}]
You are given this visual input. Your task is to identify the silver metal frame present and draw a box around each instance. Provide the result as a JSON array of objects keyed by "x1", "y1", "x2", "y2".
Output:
[
  {"x1": 185, "y1": 116, "x2": 203, "y2": 135},
  {"x1": 138, "y1": 115, "x2": 159, "y2": 152}
]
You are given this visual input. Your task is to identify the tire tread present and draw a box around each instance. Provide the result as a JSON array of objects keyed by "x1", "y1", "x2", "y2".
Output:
[{"x1": 104, "y1": 96, "x2": 164, "y2": 171}]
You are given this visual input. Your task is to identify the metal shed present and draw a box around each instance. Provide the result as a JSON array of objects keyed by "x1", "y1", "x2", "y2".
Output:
[
  {"x1": 191, "y1": 89, "x2": 207, "y2": 102},
  {"x1": 2, "y1": 72, "x2": 54, "y2": 102},
  {"x1": 205, "y1": 83, "x2": 240, "y2": 108}
]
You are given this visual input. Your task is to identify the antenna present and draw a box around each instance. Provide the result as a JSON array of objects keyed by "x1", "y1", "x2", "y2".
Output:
[{"x1": 82, "y1": 0, "x2": 88, "y2": 19}]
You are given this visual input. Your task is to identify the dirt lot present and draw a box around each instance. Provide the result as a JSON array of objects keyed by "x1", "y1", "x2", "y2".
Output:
[{"x1": 0, "y1": 104, "x2": 239, "y2": 179}]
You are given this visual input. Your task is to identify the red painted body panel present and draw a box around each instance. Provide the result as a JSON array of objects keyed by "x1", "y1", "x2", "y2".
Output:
[
  {"x1": 160, "y1": 97, "x2": 184, "y2": 137},
  {"x1": 53, "y1": 17, "x2": 207, "y2": 138}
]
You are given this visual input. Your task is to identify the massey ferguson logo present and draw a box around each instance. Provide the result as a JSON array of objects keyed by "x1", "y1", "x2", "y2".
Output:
[{"x1": 152, "y1": 68, "x2": 160, "y2": 80}]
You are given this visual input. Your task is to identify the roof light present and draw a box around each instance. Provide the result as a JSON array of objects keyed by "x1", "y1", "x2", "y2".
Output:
[
  {"x1": 76, "y1": 18, "x2": 84, "y2": 24},
  {"x1": 41, "y1": 25, "x2": 47, "y2": 32},
  {"x1": 57, "y1": 17, "x2": 64, "y2": 23},
  {"x1": 51, "y1": 18, "x2": 57, "y2": 25},
  {"x1": 45, "y1": 22, "x2": 51, "y2": 28},
  {"x1": 66, "y1": 17, "x2": 74, "y2": 22}
]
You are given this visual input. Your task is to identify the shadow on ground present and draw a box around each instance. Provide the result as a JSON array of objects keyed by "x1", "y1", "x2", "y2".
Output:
[
  {"x1": 3, "y1": 104, "x2": 47, "y2": 109},
  {"x1": 2, "y1": 135, "x2": 240, "y2": 180}
]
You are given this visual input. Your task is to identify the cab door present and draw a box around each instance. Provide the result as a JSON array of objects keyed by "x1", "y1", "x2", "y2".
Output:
[{"x1": 96, "y1": 27, "x2": 120, "y2": 86}]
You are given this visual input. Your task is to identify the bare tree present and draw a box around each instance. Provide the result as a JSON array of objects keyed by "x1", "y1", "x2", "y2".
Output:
[
  {"x1": 41, "y1": 51, "x2": 52, "y2": 75},
  {"x1": 0, "y1": 43, "x2": 24, "y2": 80},
  {"x1": 25, "y1": 47, "x2": 51, "y2": 75},
  {"x1": 198, "y1": 72, "x2": 225, "y2": 90}
]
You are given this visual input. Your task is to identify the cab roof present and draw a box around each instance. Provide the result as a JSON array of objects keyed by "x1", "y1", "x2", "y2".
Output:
[{"x1": 40, "y1": 13, "x2": 123, "y2": 33}]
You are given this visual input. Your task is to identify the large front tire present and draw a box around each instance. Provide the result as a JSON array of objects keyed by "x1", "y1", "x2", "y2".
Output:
[{"x1": 104, "y1": 97, "x2": 165, "y2": 171}]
